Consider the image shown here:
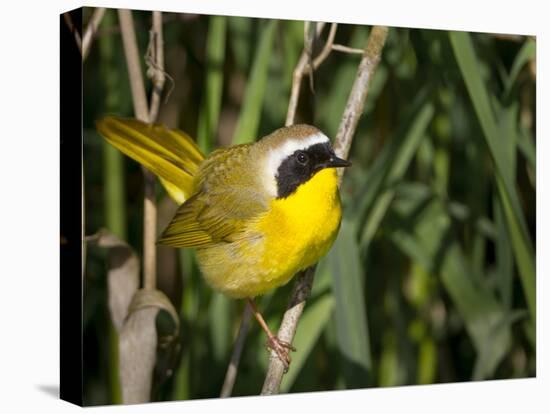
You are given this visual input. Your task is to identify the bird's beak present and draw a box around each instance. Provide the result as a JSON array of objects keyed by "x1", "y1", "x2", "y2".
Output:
[{"x1": 327, "y1": 155, "x2": 352, "y2": 168}]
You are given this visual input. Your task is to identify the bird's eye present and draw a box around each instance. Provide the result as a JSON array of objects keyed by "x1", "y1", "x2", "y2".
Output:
[{"x1": 296, "y1": 151, "x2": 309, "y2": 165}]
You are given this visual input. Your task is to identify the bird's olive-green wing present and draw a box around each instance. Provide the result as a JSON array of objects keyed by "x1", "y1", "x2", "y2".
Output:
[{"x1": 158, "y1": 145, "x2": 268, "y2": 247}]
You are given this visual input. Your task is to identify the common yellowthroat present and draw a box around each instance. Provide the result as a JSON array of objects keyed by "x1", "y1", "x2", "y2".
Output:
[{"x1": 96, "y1": 116, "x2": 350, "y2": 367}]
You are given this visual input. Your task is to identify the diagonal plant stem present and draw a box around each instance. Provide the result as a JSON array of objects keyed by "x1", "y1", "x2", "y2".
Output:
[
  {"x1": 64, "y1": 8, "x2": 107, "y2": 60},
  {"x1": 310, "y1": 23, "x2": 338, "y2": 73},
  {"x1": 63, "y1": 12, "x2": 82, "y2": 54},
  {"x1": 219, "y1": 304, "x2": 252, "y2": 398},
  {"x1": 286, "y1": 22, "x2": 335, "y2": 125},
  {"x1": 261, "y1": 25, "x2": 389, "y2": 395},
  {"x1": 82, "y1": 7, "x2": 106, "y2": 60},
  {"x1": 333, "y1": 26, "x2": 388, "y2": 181},
  {"x1": 331, "y1": 44, "x2": 364, "y2": 55}
]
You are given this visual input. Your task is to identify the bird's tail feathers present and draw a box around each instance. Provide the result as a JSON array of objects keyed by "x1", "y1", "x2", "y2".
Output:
[{"x1": 96, "y1": 116, "x2": 205, "y2": 205}]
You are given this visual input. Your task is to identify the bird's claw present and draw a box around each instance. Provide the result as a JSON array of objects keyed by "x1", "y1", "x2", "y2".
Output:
[{"x1": 266, "y1": 336, "x2": 296, "y2": 372}]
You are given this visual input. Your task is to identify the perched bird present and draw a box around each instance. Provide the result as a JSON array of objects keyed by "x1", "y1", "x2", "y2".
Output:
[{"x1": 96, "y1": 116, "x2": 350, "y2": 368}]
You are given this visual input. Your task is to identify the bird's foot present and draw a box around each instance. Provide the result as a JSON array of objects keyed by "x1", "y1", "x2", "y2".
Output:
[{"x1": 266, "y1": 335, "x2": 296, "y2": 372}]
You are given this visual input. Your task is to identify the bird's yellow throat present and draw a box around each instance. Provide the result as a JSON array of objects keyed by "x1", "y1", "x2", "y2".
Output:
[{"x1": 252, "y1": 168, "x2": 342, "y2": 293}]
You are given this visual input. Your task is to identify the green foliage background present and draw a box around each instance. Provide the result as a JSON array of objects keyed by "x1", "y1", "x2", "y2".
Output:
[{"x1": 82, "y1": 9, "x2": 536, "y2": 405}]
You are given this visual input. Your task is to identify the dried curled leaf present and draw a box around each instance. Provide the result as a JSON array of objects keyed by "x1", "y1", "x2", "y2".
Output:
[
  {"x1": 87, "y1": 229, "x2": 140, "y2": 331},
  {"x1": 119, "y1": 307, "x2": 159, "y2": 404},
  {"x1": 87, "y1": 229, "x2": 181, "y2": 403},
  {"x1": 119, "y1": 289, "x2": 180, "y2": 403},
  {"x1": 127, "y1": 288, "x2": 180, "y2": 344}
]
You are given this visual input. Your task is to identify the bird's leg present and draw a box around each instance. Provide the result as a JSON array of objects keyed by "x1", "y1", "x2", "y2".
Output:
[{"x1": 247, "y1": 298, "x2": 296, "y2": 370}]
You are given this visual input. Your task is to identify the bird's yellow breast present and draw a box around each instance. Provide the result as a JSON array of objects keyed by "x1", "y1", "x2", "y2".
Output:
[
  {"x1": 252, "y1": 168, "x2": 342, "y2": 290},
  {"x1": 197, "y1": 168, "x2": 342, "y2": 299}
]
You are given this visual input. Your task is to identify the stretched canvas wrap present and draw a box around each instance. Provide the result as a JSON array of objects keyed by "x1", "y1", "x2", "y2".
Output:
[{"x1": 60, "y1": 6, "x2": 536, "y2": 407}]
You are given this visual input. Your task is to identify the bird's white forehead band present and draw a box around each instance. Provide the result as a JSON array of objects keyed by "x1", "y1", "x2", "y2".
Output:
[{"x1": 263, "y1": 132, "x2": 330, "y2": 196}]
